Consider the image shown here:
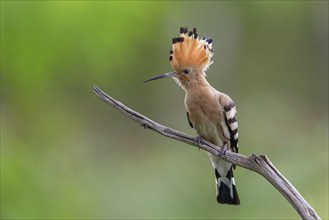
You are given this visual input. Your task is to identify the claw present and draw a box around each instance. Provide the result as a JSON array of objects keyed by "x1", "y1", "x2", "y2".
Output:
[
  {"x1": 194, "y1": 135, "x2": 204, "y2": 150},
  {"x1": 218, "y1": 144, "x2": 228, "y2": 157}
]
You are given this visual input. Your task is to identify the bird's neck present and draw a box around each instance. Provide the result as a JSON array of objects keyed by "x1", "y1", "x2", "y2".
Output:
[{"x1": 180, "y1": 74, "x2": 213, "y2": 93}]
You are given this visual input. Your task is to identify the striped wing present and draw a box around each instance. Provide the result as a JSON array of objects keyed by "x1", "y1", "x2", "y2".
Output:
[{"x1": 223, "y1": 102, "x2": 239, "y2": 153}]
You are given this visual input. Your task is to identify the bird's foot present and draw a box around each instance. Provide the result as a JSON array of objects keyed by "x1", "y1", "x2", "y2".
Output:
[
  {"x1": 194, "y1": 135, "x2": 205, "y2": 150},
  {"x1": 218, "y1": 144, "x2": 228, "y2": 157}
]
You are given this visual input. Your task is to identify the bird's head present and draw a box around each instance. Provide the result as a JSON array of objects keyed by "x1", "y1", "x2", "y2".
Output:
[{"x1": 144, "y1": 27, "x2": 214, "y2": 90}]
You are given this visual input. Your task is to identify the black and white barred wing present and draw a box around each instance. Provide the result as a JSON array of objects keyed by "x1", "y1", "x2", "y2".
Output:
[
  {"x1": 223, "y1": 102, "x2": 239, "y2": 153},
  {"x1": 215, "y1": 100, "x2": 240, "y2": 204}
]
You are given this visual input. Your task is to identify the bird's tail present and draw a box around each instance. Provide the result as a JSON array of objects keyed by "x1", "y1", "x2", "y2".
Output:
[{"x1": 215, "y1": 167, "x2": 240, "y2": 205}]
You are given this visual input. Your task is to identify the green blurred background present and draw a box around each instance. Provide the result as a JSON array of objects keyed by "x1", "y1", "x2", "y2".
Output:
[{"x1": 1, "y1": 1, "x2": 328, "y2": 219}]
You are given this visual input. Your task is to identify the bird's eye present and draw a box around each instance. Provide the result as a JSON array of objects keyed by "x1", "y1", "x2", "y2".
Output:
[{"x1": 184, "y1": 69, "x2": 190, "y2": 74}]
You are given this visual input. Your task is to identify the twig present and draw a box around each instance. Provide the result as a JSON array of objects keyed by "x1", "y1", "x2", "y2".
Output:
[{"x1": 93, "y1": 85, "x2": 321, "y2": 220}]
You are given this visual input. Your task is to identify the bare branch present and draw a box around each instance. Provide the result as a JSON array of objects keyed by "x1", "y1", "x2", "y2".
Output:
[{"x1": 93, "y1": 85, "x2": 321, "y2": 220}]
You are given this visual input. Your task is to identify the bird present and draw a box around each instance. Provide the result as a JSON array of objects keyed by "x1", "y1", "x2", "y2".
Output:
[{"x1": 143, "y1": 27, "x2": 240, "y2": 205}]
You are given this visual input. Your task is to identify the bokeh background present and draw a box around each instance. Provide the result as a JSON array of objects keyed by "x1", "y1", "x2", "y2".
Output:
[{"x1": 1, "y1": 1, "x2": 328, "y2": 219}]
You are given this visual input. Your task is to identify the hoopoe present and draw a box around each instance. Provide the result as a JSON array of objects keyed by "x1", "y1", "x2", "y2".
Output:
[{"x1": 144, "y1": 27, "x2": 240, "y2": 205}]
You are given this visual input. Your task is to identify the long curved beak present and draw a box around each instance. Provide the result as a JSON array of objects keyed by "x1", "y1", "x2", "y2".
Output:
[{"x1": 143, "y1": 71, "x2": 177, "y2": 83}]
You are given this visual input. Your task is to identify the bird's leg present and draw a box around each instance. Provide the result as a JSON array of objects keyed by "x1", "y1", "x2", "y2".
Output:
[
  {"x1": 194, "y1": 135, "x2": 205, "y2": 150},
  {"x1": 217, "y1": 144, "x2": 228, "y2": 157}
]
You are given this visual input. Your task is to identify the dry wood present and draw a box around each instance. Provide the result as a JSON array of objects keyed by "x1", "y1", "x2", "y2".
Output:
[{"x1": 93, "y1": 85, "x2": 320, "y2": 220}]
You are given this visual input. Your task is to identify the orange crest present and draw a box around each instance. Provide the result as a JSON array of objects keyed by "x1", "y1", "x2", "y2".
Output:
[{"x1": 169, "y1": 27, "x2": 214, "y2": 72}]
